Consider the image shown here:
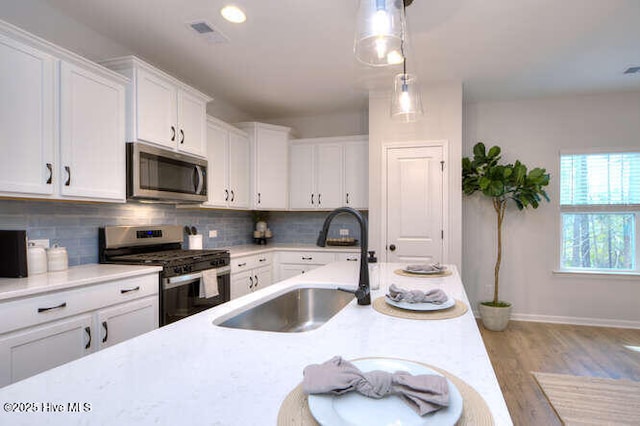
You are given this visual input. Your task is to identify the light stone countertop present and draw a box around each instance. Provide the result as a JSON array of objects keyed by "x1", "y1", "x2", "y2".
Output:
[
  {"x1": 226, "y1": 243, "x2": 360, "y2": 258},
  {"x1": 0, "y1": 262, "x2": 512, "y2": 425},
  {"x1": 0, "y1": 264, "x2": 163, "y2": 302}
]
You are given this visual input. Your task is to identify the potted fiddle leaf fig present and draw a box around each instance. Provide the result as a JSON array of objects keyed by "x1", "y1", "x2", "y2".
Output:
[{"x1": 462, "y1": 142, "x2": 550, "y2": 331}]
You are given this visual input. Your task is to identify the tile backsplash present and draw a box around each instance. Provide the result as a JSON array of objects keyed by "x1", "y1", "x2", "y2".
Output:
[{"x1": 0, "y1": 200, "x2": 365, "y2": 267}]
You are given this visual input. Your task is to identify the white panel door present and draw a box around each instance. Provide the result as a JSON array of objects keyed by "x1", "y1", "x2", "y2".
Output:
[
  {"x1": 344, "y1": 141, "x2": 368, "y2": 208},
  {"x1": 252, "y1": 265, "x2": 272, "y2": 290},
  {"x1": 289, "y1": 144, "x2": 314, "y2": 208},
  {"x1": 177, "y1": 89, "x2": 206, "y2": 156},
  {"x1": 228, "y1": 131, "x2": 250, "y2": 208},
  {"x1": 96, "y1": 296, "x2": 158, "y2": 350},
  {"x1": 59, "y1": 62, "x2": 125, "y2": 201},
  {"x1": 386, "y1": 146, "x2": 444, "y2": 263},
  {"x1": 135, "y1": 68, "x2": 177, "y2": 148},
  {"x1": 0, "y1": 314, "x2": 92, "y2": 387},
  {"x1": 230, "y1": 271, "x2": 252, "y2": 299},
  {"x1": 0, "y1": 35, "x2": 55, "y2": 196},
  {"x1": 316, "y1": 143, "x2": 343, "y2": 209},
  {"x1": 205, "y1": 121, "x2": 229, "y2": 207}
]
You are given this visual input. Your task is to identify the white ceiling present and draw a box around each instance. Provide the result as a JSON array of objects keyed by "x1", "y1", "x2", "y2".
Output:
[{"x1": 33, "y1": 0, "x2": 640, "y2": 118}]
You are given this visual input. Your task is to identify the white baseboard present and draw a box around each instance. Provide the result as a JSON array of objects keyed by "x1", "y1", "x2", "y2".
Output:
[{"x1": 472, "y1": 309, "x2": 640, "y2": 329}]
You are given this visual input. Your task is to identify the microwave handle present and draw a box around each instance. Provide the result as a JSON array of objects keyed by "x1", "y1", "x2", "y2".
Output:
[{"x1": 194, "y1": 166, "x2": 204, "y2": 194}]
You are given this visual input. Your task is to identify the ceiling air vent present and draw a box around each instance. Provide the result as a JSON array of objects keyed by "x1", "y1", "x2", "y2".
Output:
[
  {"x1": 186, "y1": 21, "x2": 229, "y2": 44},
  {"x1": 623, "y1": 66, "x2": 640, "y2": 74}
]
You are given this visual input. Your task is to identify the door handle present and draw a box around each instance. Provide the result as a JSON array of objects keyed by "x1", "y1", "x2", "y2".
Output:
[
  {"x1": 180, "y1": 129, "x2": 185, "y2": 144},
  {"x1": 38, "y1": 302, "x2": 67, "y2": 313},
  {"x1": 311, "y1": 193, "x2": 314, "y2": 205},
  {"x1": 64, "y1": 166, "x2": 71, "y2": 186},
  {"x1": 171, "y1": 126, "x2": 176, "y2": 141},
  {"x1": 249, "y1": 276, "x2": 254, "y2": 289},
  {"x1": 346, "y1": 193, "x2": 350, "y2": 204},
  {"x1": 230, "y1": 190, "x2": 235, "y2": 202},
  {"x1": 318, "y1": 193, "x2": 321, "y2": 205},
  {"x1": 102, "y1": 321, "x2": 109, "y2": 343},
  {"x1": 225, "y1": 189, "x2": 229, "y2": 201},
  {"x1": 389, "y1": 244, "x2": 396, "y2": 252},
  {"x1": 120, "y1": 286, "x2": 140, "y2": 294},
  {"x1": 257, "y1": 193, "x2": 261, "y2": 204},
  {"x1": 84, "y1": 326, "x2": 91, "y2": 350},
  {"x1": 254, "y1": 275, "x2": 259, "y2": 287}
]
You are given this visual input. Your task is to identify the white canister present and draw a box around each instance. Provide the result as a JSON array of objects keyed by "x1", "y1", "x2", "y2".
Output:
[
  {"x1": 27, "y1": 243, "x2": 47, "y2": 275},
  {"x1": 188, "y1": 234, "x2": 203, "y2": 250},
  {"x1": 47, "y1": 245, "x2": 68, "y2": 272}
]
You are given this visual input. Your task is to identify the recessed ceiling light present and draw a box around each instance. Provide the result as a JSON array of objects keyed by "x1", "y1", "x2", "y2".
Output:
[{"x1": 221, "y1": 5, "x2": 246, "y2": 24}]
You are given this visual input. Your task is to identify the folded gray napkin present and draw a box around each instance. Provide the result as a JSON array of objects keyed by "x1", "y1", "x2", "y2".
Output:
[
  {"x1": 303, "y1": 356, "x2": 449, "y2": 416},
  {"x1": 405, "y1": 263, "x2": 445, "y2": 272},
  {"x1": 387, "y1": 283, "x2": 448, "y2": 304}
]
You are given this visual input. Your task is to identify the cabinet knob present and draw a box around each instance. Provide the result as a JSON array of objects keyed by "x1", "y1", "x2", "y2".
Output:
[{"x1": 389, "y1": 244, "x2": 396, "y2": 252}]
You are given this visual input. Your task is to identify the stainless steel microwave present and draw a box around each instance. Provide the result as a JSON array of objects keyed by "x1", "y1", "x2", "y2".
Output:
[{"x1": 127, "y1": 142, "x2": 207, "y2": 203}]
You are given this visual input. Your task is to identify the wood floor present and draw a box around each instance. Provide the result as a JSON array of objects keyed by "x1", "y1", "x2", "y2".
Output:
[{"x1": 478, "y1": 320, "x2": 640, "y2": 426}]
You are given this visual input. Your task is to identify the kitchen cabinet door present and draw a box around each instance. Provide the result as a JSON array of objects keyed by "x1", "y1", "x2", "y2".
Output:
[
  {"x1": 177, "y1": 89, "x2": 207, "y2": 156},
  {"x1": 230, "y1": 271, "x2": 253, "y2": 299},
  {"x1": 135, "y1": 67, "x2": 177, "y2": 149},
  {"x1": 59, "y1": 61, "x2": 125, "y2": 201},
  {"x1": 0, "y1": 314, "x2": 92, "y2": 387},
  {"x1": 228, "y1": 130, "x2": 250, "y2": 208},
  {"x1": 252, "y1": 265, "x2": 272, "y2": 291},
  {"x1": 0, "y1": 34, "x2": 56, "y2": 196},
  {"x1": 96, "y1": 296, "x2": 158, "y2": 350},
  {"x1": 277, "y1": 264, "x2": 313, "y2": 281},
  {"x1": 344, "y1": 141, "x2": 368, "y2": 208},
  {"x1": 315, "y1": 143, "x2": 343, "y2": 209},
  {"x1": 205, "y1": 120, "x2": 229, "y2": 207},
  {"x1": 289, "y1": 144, "x2": 314, "y2": 208}
]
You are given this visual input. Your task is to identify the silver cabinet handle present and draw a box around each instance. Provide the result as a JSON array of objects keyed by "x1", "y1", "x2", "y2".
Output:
[
  {"x1": 38, "y1": 302, "x2": 67, "y2": 313},
  {"x1": 120, "y1": 286, "x2": 140, "y2": 294}
]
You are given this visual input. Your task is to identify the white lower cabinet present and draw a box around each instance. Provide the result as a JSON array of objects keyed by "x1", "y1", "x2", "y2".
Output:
[
  {"x1": 96, "y1": 296, "x2": 158, "y2": 350},
  {"x1": 0, "y1": 314, "x2": 92, "y2": 386},
  {"x1": 0, "y1": 273, "x2": 158, "y2": 387},
  {"x1": 230, "y1": 253, "x2": 273, "y2": 299},
  {"x1": 275, "y1": 251, "x2": 349, "y2": 282}
]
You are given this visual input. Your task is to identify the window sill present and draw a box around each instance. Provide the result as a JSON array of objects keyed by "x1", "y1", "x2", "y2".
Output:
[{"x1": 553, "y1": 269, "x2": 640, "y2": 278}]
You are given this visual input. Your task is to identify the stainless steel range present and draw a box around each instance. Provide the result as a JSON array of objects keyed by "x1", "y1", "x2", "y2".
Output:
[{"x1": 99, "y1": 225, "x2": 230, "y2": 326}]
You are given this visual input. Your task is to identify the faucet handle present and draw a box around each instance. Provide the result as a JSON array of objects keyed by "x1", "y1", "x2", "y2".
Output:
[{"x1": 367, "y1": 251, "x2": 377, "y2": 263}]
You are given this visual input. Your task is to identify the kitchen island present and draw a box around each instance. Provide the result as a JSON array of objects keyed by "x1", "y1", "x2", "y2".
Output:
[{"x1": 0, "y1": 262, "x2": 511, "y2": 425}]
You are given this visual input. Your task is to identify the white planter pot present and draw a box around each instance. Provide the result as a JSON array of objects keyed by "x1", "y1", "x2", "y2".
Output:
[{"x1": 478, "y1": 302, "x2": 512, "y2": 331}]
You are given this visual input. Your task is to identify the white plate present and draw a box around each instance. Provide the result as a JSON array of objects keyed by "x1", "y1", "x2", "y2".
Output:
[
  {"x1": 385, "y1": 295, "x2": 456, "y2": 311},
  {"x1": 403, "y1": 265, "x2": 447, "y2": 275},
  {"x1": 308, "y1": 358, "x2": 463, "y2": 426}
]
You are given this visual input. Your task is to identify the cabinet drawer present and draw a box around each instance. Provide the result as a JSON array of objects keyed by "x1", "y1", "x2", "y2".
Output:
[
  {"x1": 0, "y1": 274, "x2": 158, "y2": 335},
  {"x1": 231, "y1": 252, "x2": 272, "y2": 273},
  {"x1": 278, "y1": 251, "x2": 335, "y2": 265},
  {"x1": 335, "y1": 252, "x2": 360, "y2": 262}
]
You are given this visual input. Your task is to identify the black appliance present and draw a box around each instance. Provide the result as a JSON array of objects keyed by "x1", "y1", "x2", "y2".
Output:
[
  {"x1": 99, "y1": 225, "x2": 229, "y2": 326},
  {"x1": 0, "y1": 230, "x2": 28, "y2": 278},
  {"x1": 127, "y1": 142, "x2": 207, "y2": 203}
]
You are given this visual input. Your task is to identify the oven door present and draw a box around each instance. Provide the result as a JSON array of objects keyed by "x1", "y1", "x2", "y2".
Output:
[{"x1": 161, "y1": 266, "x2": 230, "y2": 326}]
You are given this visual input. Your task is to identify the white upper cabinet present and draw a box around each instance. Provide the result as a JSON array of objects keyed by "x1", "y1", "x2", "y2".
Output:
[
  {"x1": 204, "y1": 116, "x2": 250, "y2": 209},
  {"x1": 0, "y1": 32, "x2": 56, "y2": 196},
  {"x1": 289, "y1": 135, "x2": 368, "y2": 210},
  {"x1": 235, "y1": 122, "x2": 292, "y2": 210},
  {"x1": 59, "y1": 62, "x2": 125, "y2": 201},
  {"x1": 101, "y1": 56, "x2": 211, "y2": 157},
  {"x1": 0, "y1": 21, "x2": 128, "y2": 202}
]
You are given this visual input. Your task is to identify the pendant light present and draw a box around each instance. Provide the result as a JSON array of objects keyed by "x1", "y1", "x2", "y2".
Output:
[
  {"x1": 354, "y1": 0, "x2": 406, "y2": 66},
  {"x1": 390, "y1": 0, "x2": 423, "y2": 122}
]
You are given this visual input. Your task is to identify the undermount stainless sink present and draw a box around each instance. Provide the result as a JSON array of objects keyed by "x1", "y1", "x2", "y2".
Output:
[{"x1": 215, "y1": 287, "x2": 354, "y2": 333}]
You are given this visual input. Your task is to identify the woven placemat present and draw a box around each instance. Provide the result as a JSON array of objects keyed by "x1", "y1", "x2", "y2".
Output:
[
  {"x1": 533, "y1": 372, "x2": 640, "y2": 425},
  {"x1": 394, "y1": 269, "x2": 453, "y2": 278},
  {"x1": 372, "y1": 296, "x2": 468, "y2": 320},
  {"x1": 277, "y1": 358, "x2": 494, "y2": 425}
]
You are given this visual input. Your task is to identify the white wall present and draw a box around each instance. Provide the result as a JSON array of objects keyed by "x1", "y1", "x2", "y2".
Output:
[
  {"x1": 260, "y1": 110, "x2": 368, "y2": 138},
  {"x1": 463, "y1": 91, "x2": 640, "y2": 327},
  {"x1": 368, "y1": 82, "x2": 463, "y2": 267}
]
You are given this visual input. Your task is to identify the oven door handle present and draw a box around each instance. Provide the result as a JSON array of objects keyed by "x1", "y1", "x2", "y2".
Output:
[{"x1": 163, "y1": 267, "x2": 230, "y2": 290}]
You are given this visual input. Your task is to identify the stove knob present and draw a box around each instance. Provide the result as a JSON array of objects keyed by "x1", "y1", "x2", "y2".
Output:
[
  {"x1": 184, "y1": 265, "x2": 192, "y2": 273},
  {"x1": 173, "y1": 266, "x2": 181, "y2": 274}
]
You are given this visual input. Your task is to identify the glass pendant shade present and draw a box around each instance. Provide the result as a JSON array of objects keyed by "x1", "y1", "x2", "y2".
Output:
[
  {"x1": 354, "y1": 0, "x2": 405, "y2": 66},
  {"x1": 391, "y1": 73, "x2": 423, "y2": 122}
]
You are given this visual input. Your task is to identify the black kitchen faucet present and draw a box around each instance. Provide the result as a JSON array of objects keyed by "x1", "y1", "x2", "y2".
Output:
[{"x1": 316, "y1": 207, "x2": 370, "y2": 306}]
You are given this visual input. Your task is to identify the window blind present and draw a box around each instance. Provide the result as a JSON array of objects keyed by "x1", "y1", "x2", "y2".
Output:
[{"x1": 560, "y1": 152, "x2": 640, "y2": 205}]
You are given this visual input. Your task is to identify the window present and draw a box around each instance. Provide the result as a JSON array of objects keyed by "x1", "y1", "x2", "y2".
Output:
[{"x1": 560, "y1": 152, "x2": 640, "y2": 272}]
